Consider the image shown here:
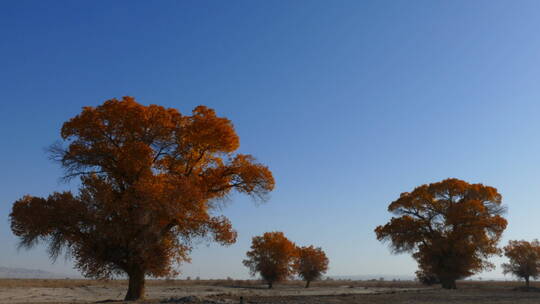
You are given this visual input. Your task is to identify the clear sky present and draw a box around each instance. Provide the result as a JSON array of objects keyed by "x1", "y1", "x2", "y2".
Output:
[{"x1": 2, "y1": 0, "x2": 540, "y2": 280}]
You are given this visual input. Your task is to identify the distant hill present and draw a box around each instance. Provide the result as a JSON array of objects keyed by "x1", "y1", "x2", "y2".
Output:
[
  {"x1": 328, "y1": 274, "x2": 416, "y2": 281},
  {"x1": 328, "y1": 274, "x2": 508, "y2": 281},
  {"x1": 0, "y1": 266, "x2": 68, "y2": 279}
]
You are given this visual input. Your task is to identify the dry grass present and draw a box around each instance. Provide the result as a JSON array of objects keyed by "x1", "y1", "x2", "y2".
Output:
[
  {"x1": 238, "y1": 288, "x2": 540, "y2": 304},
  {"x1": 2, "y1": 279, "x2": 540, "y2": 304}
]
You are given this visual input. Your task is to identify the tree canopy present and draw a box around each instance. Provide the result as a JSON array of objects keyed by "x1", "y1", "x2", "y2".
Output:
[
  {"x1": 10, "y1": 97, "x2": 275, "y2": 300},
  {"x1": 374, "y1": 178, "x2": 507, "y2": 289}
]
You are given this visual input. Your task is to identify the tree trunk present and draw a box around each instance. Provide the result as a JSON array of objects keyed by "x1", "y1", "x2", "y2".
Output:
[
  {"x1": 305, "y1": 280, "x2": 311, "y2": 288},
  {"x1": 268, "y1": 281, "x2": 273, "y2": 289},
  {"x1": 526, "y1": 276, "x2": 530, "y2": 290},
  {"x1": 440, "y1": 278, "x2": 456, "y2": 289},
  {"x1": 125, "y1": 270, "x2": 146, "y2": 301}
]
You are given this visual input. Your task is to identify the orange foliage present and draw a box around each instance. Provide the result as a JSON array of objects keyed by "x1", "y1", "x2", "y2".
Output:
[
  {"x1": 502, "y1": 240, "x2": 540, "y2": 288},
  {"x1": 243, "y1": 232, "x2": 297, "y2": 289},
  {"x1": 374, "y1": 178, "x2": 507, "y2": 289},
  {"x1": 10, "y1": 97, "x2": 274, "y2": 300},
  {"x1": 294, "y1": 246, "x2": 329, "y2": 288}
]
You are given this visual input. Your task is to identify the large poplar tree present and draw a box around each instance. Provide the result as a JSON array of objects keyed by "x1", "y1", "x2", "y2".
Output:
[
  {"x1": 375, "y1": 178, "x2": 507, "y2": 289},
  {"x1": 10, "y1": 97, "x2": 274, "y2": 300}
]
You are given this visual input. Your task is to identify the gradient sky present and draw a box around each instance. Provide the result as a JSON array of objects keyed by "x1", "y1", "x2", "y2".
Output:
[{"x1": 2, "y1": 1, "x2": 540, "y2": 280}]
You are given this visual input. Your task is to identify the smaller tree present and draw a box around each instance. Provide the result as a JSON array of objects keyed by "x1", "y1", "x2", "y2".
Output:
[
  {"x1": 294, "y1": 246, "x2": 329, "y2": 288},
  {"x1": 502, "y1": 240, "x2": 540, "y2": 289},
  {"x1": 243, "y1": 232, "x2": 297, "y2": 289}
]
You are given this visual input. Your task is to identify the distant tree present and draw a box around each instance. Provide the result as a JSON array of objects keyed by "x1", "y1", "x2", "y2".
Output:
[
  {"x1": 502, "y1": 240, "x2": 540, "y2": 289},
  {"x1": 10, "y1": 97, "x2": 274, "y2": 301},
  {"x1": 243, "y1": 232, "x2": 297, "y2": 289},
  {"x1": 294, "y1": 246, "x2": 329, "y2": 288},
  {"x1": 375, "y1": 178, "x2": 507, "y2": 289}
]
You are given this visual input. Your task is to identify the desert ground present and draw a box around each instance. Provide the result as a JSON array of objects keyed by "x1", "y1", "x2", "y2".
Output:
[{"x1": 2, "y1": 279, "x2": 540, "y2": 304}]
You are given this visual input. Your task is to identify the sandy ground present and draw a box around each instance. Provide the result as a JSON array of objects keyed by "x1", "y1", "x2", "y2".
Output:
[
  {"x1": 0, "y1": 284, "x2": 420, "y2": 303},
  {"x1": 1, "y1": 280, "x2": 540, "y2": 304}
]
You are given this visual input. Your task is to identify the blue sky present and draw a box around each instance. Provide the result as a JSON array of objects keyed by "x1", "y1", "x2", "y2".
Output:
[{"x1": 2, "y1": 0, "x2": 540, "y2": 279}]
